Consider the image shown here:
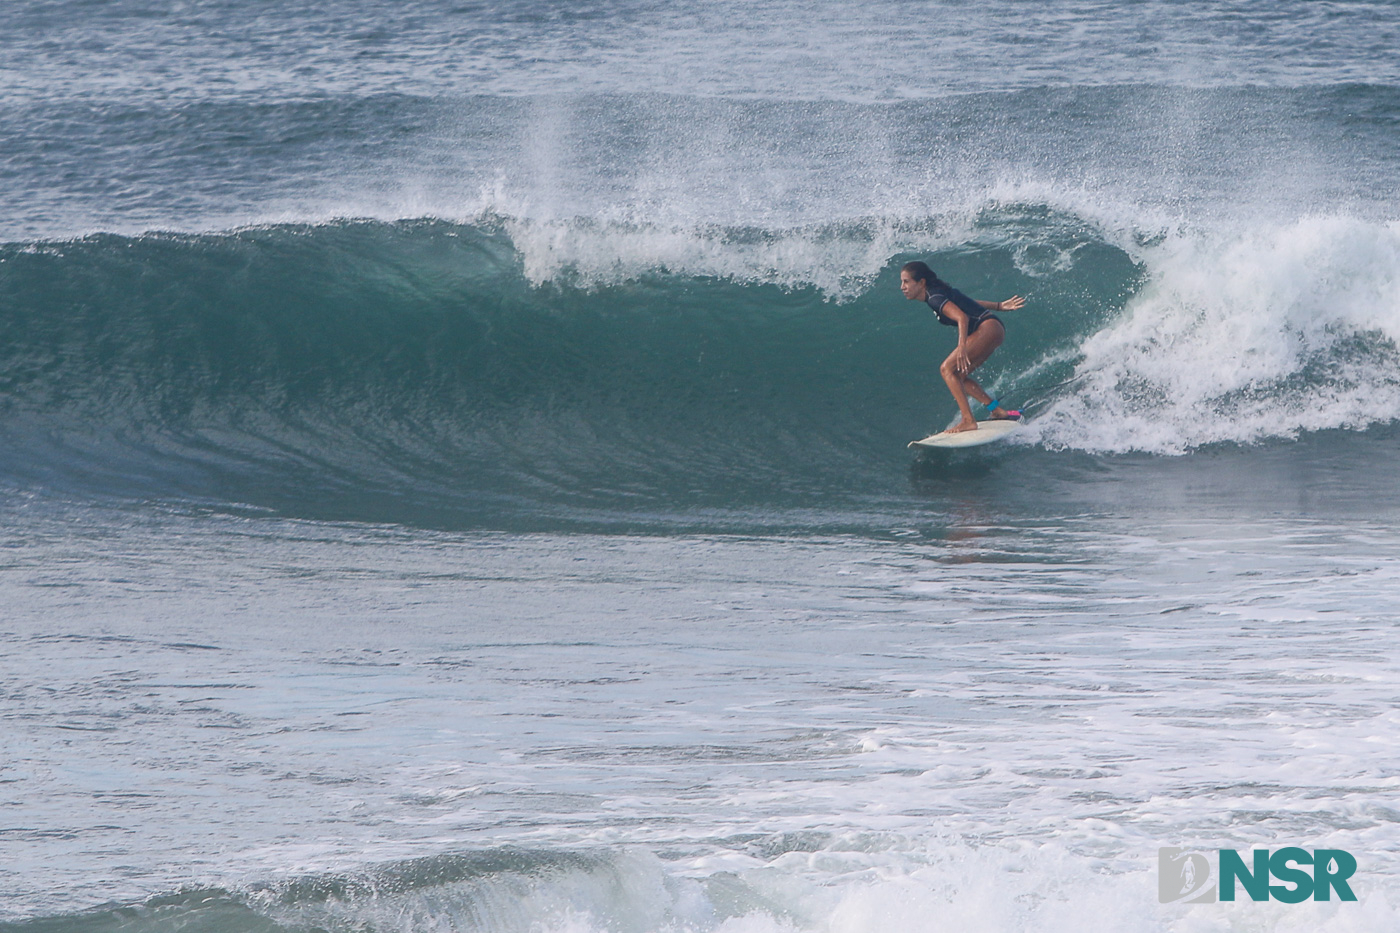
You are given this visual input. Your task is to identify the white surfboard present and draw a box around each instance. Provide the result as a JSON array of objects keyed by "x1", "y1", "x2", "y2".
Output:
[{"x1": 908, "y1": 419, "x2": 1023, "y2": 450}]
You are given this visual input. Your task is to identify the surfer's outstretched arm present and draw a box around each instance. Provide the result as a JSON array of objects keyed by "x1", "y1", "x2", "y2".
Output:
[{"x1": 977, "y1": 296, "x2": 1025, "y2": 311}]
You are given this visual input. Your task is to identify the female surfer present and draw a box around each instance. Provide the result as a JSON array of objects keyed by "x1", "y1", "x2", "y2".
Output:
[{"x1": 899, "y1": 261, "x2": 1025, "y2": 434}]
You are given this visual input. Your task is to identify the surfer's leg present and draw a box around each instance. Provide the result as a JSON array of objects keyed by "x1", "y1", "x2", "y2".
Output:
[
  {"x1": 939, "y1": 352, "x2": 979, "y2": 432},
  {"x1": 961, "y1": 375, "x2": 1016, "y2": 418},
  {"x1": 961, "y1": 376, "x2": 991, "y2": 407},
  {"x1": 960, "y1": 375, "x2": 1002, "y2": 416},
  {"x1": 939, "y1": 320, "x2": 1006, "y2": 431}
]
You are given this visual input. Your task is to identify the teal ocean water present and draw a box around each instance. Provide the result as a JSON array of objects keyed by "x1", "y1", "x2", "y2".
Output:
[{"x1": 3, "y1": 3, "x2": 1400, "y2": 931}]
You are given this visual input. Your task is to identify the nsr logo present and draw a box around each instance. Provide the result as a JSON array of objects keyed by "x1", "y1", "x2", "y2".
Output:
[{"x1": 1159, "y1": 848, "x2": 1358, "y2": 904}]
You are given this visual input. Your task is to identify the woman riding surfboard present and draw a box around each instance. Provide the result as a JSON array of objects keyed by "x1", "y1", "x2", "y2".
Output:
[{"x1": 899, "y1": 261, "x2": 1025, "y2": 434}]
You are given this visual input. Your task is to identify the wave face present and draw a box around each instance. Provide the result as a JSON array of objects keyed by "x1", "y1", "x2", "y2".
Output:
[
  {"x1": 3, "y1": 3, "x2": 1400, "y2": 525},
  {"x1": 0, "y1": 212, "x2": 1118, "y2": 521},
  {"x1": 2, "y1": 207, "x2": 1399, "y2": 524}
]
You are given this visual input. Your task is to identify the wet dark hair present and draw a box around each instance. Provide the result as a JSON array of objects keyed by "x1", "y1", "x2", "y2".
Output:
[{"x1": 901, "y1": 260, "x2": 938, "y2": 284}]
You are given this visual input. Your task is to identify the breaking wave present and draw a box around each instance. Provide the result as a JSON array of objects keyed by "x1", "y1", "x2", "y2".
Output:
[{"x1": 0, "y1": 205, "x2": 1396, "y2": 524}]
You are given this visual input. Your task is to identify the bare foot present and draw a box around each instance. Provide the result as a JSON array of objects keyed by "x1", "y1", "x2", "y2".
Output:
[{"x1": 946, "y1": 419, "x2": 979, "y2": 434}]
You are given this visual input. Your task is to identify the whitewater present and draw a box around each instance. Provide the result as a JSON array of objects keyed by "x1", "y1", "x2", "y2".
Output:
[{"x1": 3, "y1": 2, "x2": 1400, "y2": 932}]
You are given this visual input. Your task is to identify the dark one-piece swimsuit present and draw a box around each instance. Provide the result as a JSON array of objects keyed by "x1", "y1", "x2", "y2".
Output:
[{"x1": 924, "y1": 281, "x2": 1002, "y2": 334}]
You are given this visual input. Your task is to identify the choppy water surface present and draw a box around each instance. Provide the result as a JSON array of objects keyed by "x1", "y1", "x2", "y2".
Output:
[{"x1": 3, "y1": 488, "x2": 1400, "y2": 930}]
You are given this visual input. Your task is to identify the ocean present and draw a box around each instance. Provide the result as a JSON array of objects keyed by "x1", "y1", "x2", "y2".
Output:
[{"x1": 2, "y1": 2, "x2": 1400, "y2": 931}]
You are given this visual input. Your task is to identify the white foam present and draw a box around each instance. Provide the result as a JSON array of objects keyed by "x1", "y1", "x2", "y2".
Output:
[
  {"x1": 498, "y1": 214, "x2": 945, "y2": 301},
  {"x1": 250, "y1": 840, "x2": 1400, "y2": 933},
  {"x1": 480, "y1": 171, "x2": 1149, "y2": 300},
  {"x1": 1029, "y1": 215, "x2": 1400, "y2": 453}
]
